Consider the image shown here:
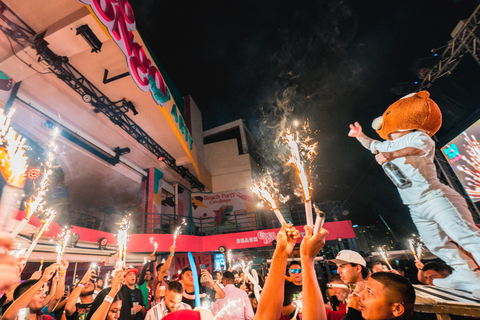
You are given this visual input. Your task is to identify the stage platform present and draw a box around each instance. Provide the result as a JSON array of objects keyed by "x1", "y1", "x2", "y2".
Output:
[{"x1": 414, "y1": 285, "x2": 480, "y2": 319}]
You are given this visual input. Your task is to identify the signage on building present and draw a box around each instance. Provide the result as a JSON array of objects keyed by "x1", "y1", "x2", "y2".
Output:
[{"x1": 80, "y1": 0, "x2": 200, "y2": 178}]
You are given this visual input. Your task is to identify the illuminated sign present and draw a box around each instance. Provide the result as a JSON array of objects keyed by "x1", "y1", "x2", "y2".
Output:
[{"x1": 79, "y1": 0, "x2": 194, "y2": 151}]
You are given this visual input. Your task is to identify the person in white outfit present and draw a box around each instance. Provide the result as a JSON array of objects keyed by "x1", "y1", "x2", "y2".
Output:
[
  {"x1": 348, "y1": 91, "x2": 480, "y2": 291},
  {"x1": 213, "y1": 271, "x2": 254, "y2": 320}
]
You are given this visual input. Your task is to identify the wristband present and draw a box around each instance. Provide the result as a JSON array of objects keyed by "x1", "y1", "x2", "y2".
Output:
[
  {"x1": 170, "y1": 254, "x2": 174, "y2": 257},
  {"x1": 59, "y1": 271, "x2": 66, "y2": 276},
  {"x1": 104, "y1": 295, "x2": 114, "y2": 304}
]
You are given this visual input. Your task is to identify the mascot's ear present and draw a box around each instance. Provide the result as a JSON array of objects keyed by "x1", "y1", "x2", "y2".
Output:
[{"x1": 416, "y1": 91, "x2": 430, "y2": 100}]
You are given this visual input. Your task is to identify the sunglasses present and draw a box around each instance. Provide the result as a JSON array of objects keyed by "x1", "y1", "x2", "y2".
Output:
[{"x1": 290, "y1": 268, "x2": 302, "y2": 274}]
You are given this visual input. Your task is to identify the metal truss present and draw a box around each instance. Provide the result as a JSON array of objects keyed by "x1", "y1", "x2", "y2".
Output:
[
  {"x1": 420, "y1": 3, "x2": 480, "y2": 90},
  {"x1": 0, "y1": 1, "x2": 205, "y2": 190}
]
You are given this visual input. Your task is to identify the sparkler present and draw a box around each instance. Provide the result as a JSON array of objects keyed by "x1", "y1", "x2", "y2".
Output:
[
  {"x1": 313, "y1": 204, "x2": 325, "y2": 235},
  {"x1": 408, "y1": 239, "x2": 419, "y2": 261},
  {"x1": 11, "y1": 127, "x2": 60, "y2": 237},
  {"x1": 149, "y1": 237, "x2": 158, "y2": 254},
  {"x1": 173, "y1": 219, "x2": 186, "y2": 246},
  {"x1": 456, "y1": 133, "x2": 480, "y2": 200},
  {"x1": 116, "y1": 217, "x2": 130, "y2": 270},
  {"x1": 378, "y1": 247, "x2": 393, "y2": 271},
  {"x1": 24, "y1": 208, "x2": 56, "y2": 260},
  {"x1": 291, "y1": 293, "x2": 303, "y2": 320},
  {"x1": 56, "y1": 228, "x2": 71, "y2": 263},
  {"x1": 227, "y1": 250, "x2": 232, "y2": 267},
  {"x1": 0, "y1": 108, "x2": 28, "y2": 232},
  {"x1": 285, "y1": 127, "x2": 317, "y2": 229},
  {"x1": 38, "y1": 257, "x2": 44, "y2": 271},
  {"x1": 416, "y1": 241, "x2": 423, "y2": 260},
  {"x1": 251, "y1": 176, "x2": 286, "y2": 225}
]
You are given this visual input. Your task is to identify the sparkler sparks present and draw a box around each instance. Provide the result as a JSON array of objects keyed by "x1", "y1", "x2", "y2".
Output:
[
  {"x1": 213, "y1": 300, "x2": 238, "y2": 320},
  {"x1": 251, "y1": 175, "x2": 287, "y2": 225},
  {"x1": 56, "y1": 228, "x2": 71, "y2": 263},
  {"x1": 23, "y1": 208, "x2": 56, "y2": 260},
  {"x1": 284, "y1": 125, "x2": 317, "y2": 228},
  {"x1": 408, "y1": 239, "x2": 419, "y2": 261},
  {"x1": 173, "y1": 219, "x2": 187, "y2": 246},
  {"x1": 149, "y1": 237, "x2": 158, "y2": 254},
  {"x1": 456, "y1": 133, "x2": 480, "y2": 201},
  {"x1": 116, "y1": 217, "x2": 130, "y2": 270},
  {"x1": 227, "y1": 250, "x2": 232, "y2": 266},
  {"x1": 378, "y1": 246, "x2": 393, "y2": 270}
]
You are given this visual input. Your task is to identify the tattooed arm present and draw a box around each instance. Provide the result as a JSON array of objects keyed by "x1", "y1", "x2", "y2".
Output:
[{"x1": 348, "y1": 122, "x2": 379, "y2": 150}]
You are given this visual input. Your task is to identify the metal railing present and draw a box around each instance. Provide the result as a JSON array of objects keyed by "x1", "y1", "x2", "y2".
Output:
[{"x1": 69, "y1": 202, "x2": 350, "y2": 235}]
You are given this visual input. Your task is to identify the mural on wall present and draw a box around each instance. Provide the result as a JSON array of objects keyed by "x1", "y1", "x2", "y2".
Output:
[{"x1": 192, "y1": 189, "x2": 256, "y2": 233}]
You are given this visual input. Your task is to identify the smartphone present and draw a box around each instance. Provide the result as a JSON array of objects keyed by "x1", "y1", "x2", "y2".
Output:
[
  {"x1": 91, "y1": 263, "x2": 98, "y2": 278},
  {"x1": 200, "y1": 264, "x2": 205, "y2": 270}
]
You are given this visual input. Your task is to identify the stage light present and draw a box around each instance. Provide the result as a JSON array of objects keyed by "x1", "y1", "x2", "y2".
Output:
[
  {"x1": 158, "y1": 156, "x2": 164, "y2": 161},
  {"x1": 76, "y1": 25, "x2": 102, "y2": 53}
]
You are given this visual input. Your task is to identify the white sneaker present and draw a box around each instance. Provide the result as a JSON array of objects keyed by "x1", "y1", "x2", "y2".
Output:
[{"x1": 433, "y1": 270, "x2": 480, "y2": 292}]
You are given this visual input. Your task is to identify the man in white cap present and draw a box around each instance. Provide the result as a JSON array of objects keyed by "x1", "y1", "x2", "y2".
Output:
[{"x1": 328, "y1": 250, "x2": 369, "y2": 292}]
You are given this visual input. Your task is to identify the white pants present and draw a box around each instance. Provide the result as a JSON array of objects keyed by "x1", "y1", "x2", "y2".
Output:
[{"x1": 409, "y1": 192, "x2": 480, "y2": 271}]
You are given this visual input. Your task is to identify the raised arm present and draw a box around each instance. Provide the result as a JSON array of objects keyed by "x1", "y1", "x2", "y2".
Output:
[
  {"x1": 415, "y1": 261, "x2": 427, "y2": 284},
  {"x1": 348, "y1": 122, "x2": 379, "y2": 150},
  {"x1": 254, "y1": 223, "x2": 300, "y2": 320},
  {"x1": 43, "y1": 274, "x2": 59, "y2": 311},
  {"x1": 2, "y1": 263, "x2": 58, "y2": 320},
  {"x1": 202, "y1": 270, "x2": 225, "y2": 299},
  {"x1": 374, "y1": 147, "x2": 426, "y2": 165},
  {"x1": 158, "y1": 246, "x2": 175, "y2": 281},
  {"x1": 48, "y1": 257, "x2": 69, "y2": 313},
  {"x1": 65, "y1": 267, "x2": 95, "y2": 316},
  {"x1": 300, "y1": 225, "x2": 329, "y2": 320},
  {"x1": 138, "y1": 253, "x2": 155, "y2": 286},
  {"x1": 88, "y1": 271, "x2": 124, "y2": 320}
]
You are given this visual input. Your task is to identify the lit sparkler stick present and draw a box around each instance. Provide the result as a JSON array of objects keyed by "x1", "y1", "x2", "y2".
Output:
[
  {"x1": 56, "y1": 228, "x2": 71, "y2": 263},
  {"x1": 291, "y1": 293, "x2": 303, "y2": 320},
  {"x1": 285, "y1": 129, "x2": 316, "y2": 228},
  {"x1": 227, "y1": 250, "x2": 232, "y2": 268},
  {"x1": 251, "y1": 181, "x2": 286, "y2": 225},
  {"x1": 378, "y1": 247, "x2": 393, "y2": 271},
  {"x1": 11, "y1": 127, "x2": 60, "y2": 236},
  {"x1": 408, "y1": 239, "x2": 419, "y2": 261},
  {"x1": 24, "y1": 208, "x2": 56, "y2": 260},
  {"x1": 416, "y1": 242, "x2": 423, "y2": 260},
  {"x1": 173, "y1": 219, "x2": 186, "y2": 246},
  {"x1": 149, "y1": 237, "x2": 158, "y2": 254},
  {"x1": 116, "y1": 218, "x2": 130, "y2": 270},
  {"x1": 38, "y1": 257, "x2": 44, "y2": 271},
  {"x1": 313, "y1": 204, "x2": 325, "y2": 235},
  {"x1": 0, "y1": 108, "x2": 28, "y2": 232}
]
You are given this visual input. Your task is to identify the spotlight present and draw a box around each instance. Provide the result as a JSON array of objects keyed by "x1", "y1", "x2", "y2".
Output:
[
  {"x1": 76, "y1": 25, "x2": 103, "y2": 53},
  {"x1": 27, "y1": 168, "x2": 41, "y2": 180},
  {"x1": 158, "y1": 156, "x2": 164, "y2": 161}
]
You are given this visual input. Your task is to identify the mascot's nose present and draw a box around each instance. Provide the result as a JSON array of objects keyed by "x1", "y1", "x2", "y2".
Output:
[{"x1": 372, "y1": 116, "x2": 383, "y2": 130}]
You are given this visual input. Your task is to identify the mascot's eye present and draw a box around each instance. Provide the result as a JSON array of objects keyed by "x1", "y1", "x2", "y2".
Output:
[{"x1": 386, "y1": 111, "x2": 391, "y2": 115}]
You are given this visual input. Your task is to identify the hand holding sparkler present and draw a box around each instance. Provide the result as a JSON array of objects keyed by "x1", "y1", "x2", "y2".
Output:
[
  {"x1": 277, "y1": 223, "x2": 300, "y2": 256},
  {"x1": 312, "y1": 204, "x2": 325, "y2": 235},
  {"x1": 29, "y1": 270, "x2": 42, "y2": 280},
  {"x1": 38, "y1": 257, "x2": 44, "y2": 271},
  {"x1": 169, "y1": 245, "x2": 176, "y2": 257},
  {"x1": 41, "y1": 263, "x2": 59, "y2": 283}
]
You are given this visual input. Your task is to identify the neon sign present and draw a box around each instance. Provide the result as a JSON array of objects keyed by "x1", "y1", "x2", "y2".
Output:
[{"x1": 80, "y1": 0, "x2": 194, "y2": 151}]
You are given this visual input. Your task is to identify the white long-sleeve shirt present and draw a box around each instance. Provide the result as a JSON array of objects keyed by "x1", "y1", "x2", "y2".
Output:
[{"x1": 213, "y1": 284, "x2": 254, "y2": 320}]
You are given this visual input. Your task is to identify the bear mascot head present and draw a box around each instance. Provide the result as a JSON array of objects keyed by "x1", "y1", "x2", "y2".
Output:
[{"x1": 371, "y1": 91, "x2": 442, "y2": 140}]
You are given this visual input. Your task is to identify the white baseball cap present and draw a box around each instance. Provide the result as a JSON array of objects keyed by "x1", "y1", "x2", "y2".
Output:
[{"x1": 327, "y1": 250, "x2": 366, "y2": 267}]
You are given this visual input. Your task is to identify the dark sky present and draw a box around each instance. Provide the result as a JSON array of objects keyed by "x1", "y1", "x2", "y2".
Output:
[{"x1": 130, "y1": 0, "x2": 480, "y2": 239}]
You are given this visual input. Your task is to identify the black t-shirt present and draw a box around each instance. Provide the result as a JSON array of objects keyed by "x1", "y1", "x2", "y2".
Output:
[
  {"x1": 66, "y1": 302, "x2": 93, "y2": 320},
  {"x1": 182, "y1": 286, "x2": 216, "y2": 310},
  {"x1": 120, "y1": 285, "x2": 145, "y2": 320},
  {"x1": 283, "y1": 281, "x2": 302, "y2": 318}
]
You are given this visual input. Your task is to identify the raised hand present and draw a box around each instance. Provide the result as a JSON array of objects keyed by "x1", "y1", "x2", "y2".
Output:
[
  {"x1": 276, "y1": 223, "x2": 300, "y2": 256},
  {"x1": 41, "y1": 263, "x2": 59, "y2": 282},
  {"x1": 348, "y1": 122, "x2": 363, "y2": 138},
  {"x1": 300, "y1": 225, "x2": 329, "y2": 260},
  {"x1": 169, "y1": 245, "x2": 175, "y2": 256}
]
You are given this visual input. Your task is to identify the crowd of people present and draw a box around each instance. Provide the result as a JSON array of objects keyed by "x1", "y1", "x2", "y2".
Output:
[{"x1": 0, "y1": 223, "x2": 445, "y2": 320}]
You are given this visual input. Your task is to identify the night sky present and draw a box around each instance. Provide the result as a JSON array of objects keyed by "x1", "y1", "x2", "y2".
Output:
[{"x1": 130, "y1": 0, "x2": 480, "y2": 240}]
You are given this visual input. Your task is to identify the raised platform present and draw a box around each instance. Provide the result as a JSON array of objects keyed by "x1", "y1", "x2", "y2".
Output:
[{"x1": 414, "y1": 284, "x2": 480, "y2": 319}]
